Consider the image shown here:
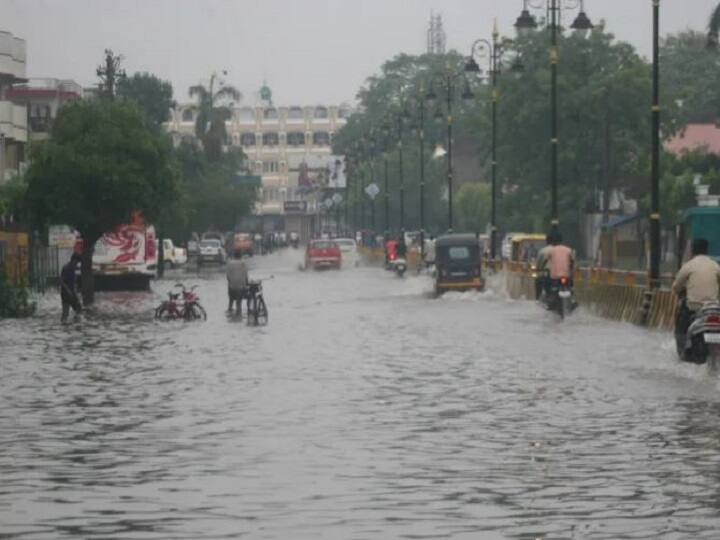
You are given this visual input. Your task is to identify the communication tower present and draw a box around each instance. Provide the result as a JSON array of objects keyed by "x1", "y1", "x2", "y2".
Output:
[{"x1": 427, "y1": 11, "x2": 447, "y2": 55}]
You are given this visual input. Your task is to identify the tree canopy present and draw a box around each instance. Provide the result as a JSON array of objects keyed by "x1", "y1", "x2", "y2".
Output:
[
  {"x1": 25, "y1": 99, "x2": 178, "y2": 302},
  {"x1": 118, "y1": 72, "x2": 175, "y2": 127}
]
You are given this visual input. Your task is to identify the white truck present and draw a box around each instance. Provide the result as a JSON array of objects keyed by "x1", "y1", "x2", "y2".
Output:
[{"x1": 161, "y1": 239, "x2": 187, "y2": 269}]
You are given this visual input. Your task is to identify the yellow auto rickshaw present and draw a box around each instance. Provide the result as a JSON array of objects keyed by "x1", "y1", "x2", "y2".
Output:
[{"x1": 434, "y1": 234, "x2": 485, "y2": 295}]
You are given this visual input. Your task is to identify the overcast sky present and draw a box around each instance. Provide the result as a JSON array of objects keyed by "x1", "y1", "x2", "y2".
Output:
[{"x1": 0, "y1": 0, "x2": 717, "y2": 106}]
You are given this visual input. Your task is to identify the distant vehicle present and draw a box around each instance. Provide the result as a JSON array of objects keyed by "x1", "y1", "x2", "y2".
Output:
[
  {"x1": 289, "y1": 231, "x2": 300, "y2": 248},
  {"x1": 501, "y1": 232, "x2": 524, "y2": 260},
  {"x1": 434, "y1": 234, "x2": 485, "y2": 295},
  {"x1": 161, "y1": 239, "x2": 188, "y2": 269},
  {"x1": 187, "y1": 232, "x2": 200, "y2": 258},
  {"x1": 305, "y1": 239, "x2": 342, "y2": 270},
  {"x1": 678, "y1": 207, "x2": 720, "y2": 265},
  {"x1": 198, "y1": 239, "x2": 226, "y2": 265},
  {"x1": 233, "y1": 233, "x2": 254, "y2": 257},
  {"x1": 510, "y1": 234, "x2": 546, "y2": 264},
  {"x1": 202, "y1": 231, "x2": 224, "y2": 243},
  {"x1": 335, "y1": 238, "x2": 358, "y2": 266},
  {"x1": 91, "y1": 213, "x2": 158, "y2": 290}
]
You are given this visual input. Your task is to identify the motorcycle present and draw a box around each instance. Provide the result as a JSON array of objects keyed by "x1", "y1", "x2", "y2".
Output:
[
  {"x1": 391, "y1": 256, "x2": 408, "y2": 277},
  {"x1": 540, "y1": 276, "x2": 576, "y2": 319},
  {"x1": 677, "y1": 302, "x2": 720, "y2": 365}
]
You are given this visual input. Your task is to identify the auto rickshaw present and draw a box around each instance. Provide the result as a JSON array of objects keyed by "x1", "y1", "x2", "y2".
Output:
[
  {"x1": 510, "y1": 234, "x2": 546, "y2": 265},
  {"x1": 434, "y1": 234, "x2": 484, "y2": 295}
]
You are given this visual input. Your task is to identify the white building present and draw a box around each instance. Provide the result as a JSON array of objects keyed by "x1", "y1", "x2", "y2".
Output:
[
  {"x1": 0, "y1": 30, "x2": 28, "y2": 183},
  {"x1": 165, "y1": 102, "x2": 350, "y2": 238}
]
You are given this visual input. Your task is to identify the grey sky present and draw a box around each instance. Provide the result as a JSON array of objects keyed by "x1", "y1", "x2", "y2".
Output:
[{"x1": 1, "y1": 0, "x2": 717, "y2": 106}]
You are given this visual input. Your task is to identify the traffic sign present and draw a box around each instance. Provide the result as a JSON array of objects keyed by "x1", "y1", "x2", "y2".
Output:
[
  {"x1": 332, "y1": 193, "x2": 343, "y2": 204},
  {"x1": 365, "y1": 183, "x2": 380, "y2": 199}
]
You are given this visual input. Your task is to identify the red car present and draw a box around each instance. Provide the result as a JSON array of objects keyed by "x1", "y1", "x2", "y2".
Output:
[{"x1": 305, "y1": 240, "x2": 342, "y2": 270}]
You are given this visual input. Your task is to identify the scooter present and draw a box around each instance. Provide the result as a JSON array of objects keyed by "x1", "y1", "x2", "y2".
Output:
[
  {"x1": 391, "y1": 256, "x2": 408, "y2": 277},
  {"x1": 677, "y1": 302, "x2": 720, "y2": 365},
  {"x1": 540, "y1": 277, "x2": 576, "y2": 320}
]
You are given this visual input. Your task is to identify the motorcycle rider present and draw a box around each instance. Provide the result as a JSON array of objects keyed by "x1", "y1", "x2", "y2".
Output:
[
  {"x1": 672, "y1": 238, "x2": 720, "y2": 355},
  {"x1": 546, "y1": 231, "x2": 574, "y2": 285},
  {"x1": 535, "y1": 234, "x2": 553, "y2": 300}
]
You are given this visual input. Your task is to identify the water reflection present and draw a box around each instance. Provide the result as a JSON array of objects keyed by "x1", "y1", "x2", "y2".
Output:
[{"x1": 1, "y1": 253, "x2": 720, "y2": 538}]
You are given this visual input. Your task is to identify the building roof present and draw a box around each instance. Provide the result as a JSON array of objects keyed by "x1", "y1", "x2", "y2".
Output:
[{"x1": 665, "y1": 123, "x2": 720, "y2": 155}]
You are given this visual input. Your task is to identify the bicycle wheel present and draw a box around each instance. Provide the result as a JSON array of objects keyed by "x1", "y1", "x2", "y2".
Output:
[
  {"x1": 255, "y1": 296, "x2": 268, "y2": 325},
  {"x1": 156, "y1": 303, "x2": 175, "y2": 321},
  {"x1": 184, "y1": 302, "x2": 207, "y2": 321},
  {"x1": 247, "y1": 295, "x2": 258, "y2": 325}
]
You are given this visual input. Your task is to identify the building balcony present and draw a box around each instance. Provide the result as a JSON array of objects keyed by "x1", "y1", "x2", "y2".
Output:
[
  {"x1": 0, "y1": 31, "x2": 26, "y2": 81},
  {"x1": 0, "y1": 101, "x2": 27, "y2": 142}
]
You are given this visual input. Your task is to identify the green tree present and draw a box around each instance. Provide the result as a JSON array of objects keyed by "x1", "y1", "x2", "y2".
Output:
[
  {"x1": 118, "y1": 72, "x2": 174, "y2": 127},
  {"x1": 189, "y1": 78, "x2": 241, "y2": 162},
  {"x1": 172, "y1": 142, "x2": 256, "y2": 236},
  {"x1": 0, "y1": 175, "x2": 28, "y2": 223},
  {"x1": 708, "y1": 3, "x2": 720, "y2": 47},
  {"x1": 456, "y1": 182, "x2": 491, "y2": 233},
  {"x1": 25, "y1": 100, "x2": 178, "y2": 304},
  {"x1": 662, "y1": 31, "x2": 720, "y2": 124}
]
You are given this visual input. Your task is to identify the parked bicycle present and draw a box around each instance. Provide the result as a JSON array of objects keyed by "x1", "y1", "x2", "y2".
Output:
[
  {"x1": 155, "y1": 283, "x2": 207, "y2": 321},
  {"x1": 246, "y1": 280, "x2": 268, "y2": 325}
]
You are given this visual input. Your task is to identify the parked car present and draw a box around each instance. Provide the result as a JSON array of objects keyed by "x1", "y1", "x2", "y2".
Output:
[
  {"x1": 198, "y1": 239, "x2": 226, "y2": 265},
  {"x1": 335, "y1": 238, "x2": 359, "y2": 266},
  {"x1": 161, "y1": 239, "x2": 188, "y2": 268},
  {"x1": 305, "y1": 240, "x2": 342, "y2": 270}
]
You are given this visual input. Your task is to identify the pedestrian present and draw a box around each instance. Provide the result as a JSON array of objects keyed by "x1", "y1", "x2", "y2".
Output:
[
  {"x1": 226, "y1": 250, "x2": 249, "y2": 316},
  {"x1": 424, "y1": 235, "x2": 436, "y2": 268},
  {"x1": 60, "y1": 253, "x2": 82, "y2": 322}
]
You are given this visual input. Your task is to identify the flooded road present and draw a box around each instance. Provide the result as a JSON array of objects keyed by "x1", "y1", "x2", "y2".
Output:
[{"x1": 2, "y1": 250, "x2": 720, "y2": 539}]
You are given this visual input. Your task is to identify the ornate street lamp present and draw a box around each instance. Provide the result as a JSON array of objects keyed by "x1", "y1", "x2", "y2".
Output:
[
  {"x1": 465, "y1": 22, "x2": 524, "y2": 259},
  {"x1": 514, "y1": 0, "x2": 594, "y2": 236}
]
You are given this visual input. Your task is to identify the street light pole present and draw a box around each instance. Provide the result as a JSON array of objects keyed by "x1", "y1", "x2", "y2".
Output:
[
  {"x1": 398, "y1": 117, "x2": 405, "y2": 233},
  {"x1": 515, "y1": 0, "x2": 593, "y2": 236},
  {"x1": 418, "y1": 95, "x2": 426, "y2": 261},
  {"x1": 650, "y1": 0, "x2": 661, "y2": 287},
  {"x1": 384, "y1": 152, "x2": 390, "y2": 240},
  {"x1": 550, "y1": 0, "x2": 559, "y2": 234},
  {"x1": 446, "y1": 72, "x2": 454, "y2": 233}
]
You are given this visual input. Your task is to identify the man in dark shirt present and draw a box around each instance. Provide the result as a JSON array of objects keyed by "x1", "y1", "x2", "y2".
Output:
[{"x1": 60, "y1": 253, "x2": 82, "y2": 322}]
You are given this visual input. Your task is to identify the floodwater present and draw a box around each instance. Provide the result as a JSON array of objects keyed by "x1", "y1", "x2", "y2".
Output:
[{"x1": 2, "y1": 250, "x2": 720, "y2": 539}]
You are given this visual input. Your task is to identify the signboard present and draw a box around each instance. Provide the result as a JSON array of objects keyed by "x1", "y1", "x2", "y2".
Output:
[
  {"x1": 292, "y1": 154, "x2": 346, "y2": 191},
  {"x1": 332, "y1": 193, "x2": 343, "y2": 205},
  {"x1": 365, "y1": 183, "x2": 380, "y2": 200},
  {"x1": 48, "y1": 225, "x2": 78, "y2": 248},
  {"x1": 284, "y1": 201, "x2": 308, "y2": 214}
]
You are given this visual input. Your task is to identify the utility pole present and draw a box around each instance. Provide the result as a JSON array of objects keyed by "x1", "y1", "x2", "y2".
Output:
[{"x1": 96, "y1": 49, "x2": 126, "y2": 101}]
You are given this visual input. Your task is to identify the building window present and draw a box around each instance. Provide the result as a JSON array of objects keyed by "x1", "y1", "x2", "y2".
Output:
[
  {"x1": 264, "y1": 108, "x2": 278, "y2": 120},
  {"x1": 255, "y1": 161, "x2": 263, "y2": 173},
  {"x1": 263, "y1": 132, "x2": 279, "y2": 146},
  {"x1": 313, "y1": 132, "x2": 330, "y2": 146},
  {"x1": 280, "y1": 160, "x2": 287, "y2": 172},
  {"x1": 263, "y1": 161, "x2": 279, "y2": 173},
  {"x1": 287, "y1": 132, "x2": 305, "y2": 146},
  {"x1": 314, "y1": 106, "x2": 328, "y2": 119},
  {"x1": 240, "y1": 133, "x2": 256, "y2": 146},
  {"x1": 288, "y1": 106, "x2": 304, "y2": 119},
  {"x1": 182, "y1": 108, "x2": 194, "y2": 122},
  {"x1": 338, "y1": 106, "x2": 351, "y2": 119}
]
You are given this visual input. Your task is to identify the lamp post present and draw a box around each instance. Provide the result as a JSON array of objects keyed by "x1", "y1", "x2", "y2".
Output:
[
  {"x1": 465, "y1": 22, "x2": 524, "y2": 259},
  {"x1": 650, "y1": 0, "x2": 660, "y2": 287},
  {"x1": 514, "y1": 0, "x2": 593, "y2": 235},
  {"x1": 426, "y1": 67, "x2": 475, "y2": 233},
  {"x1": 409, "y1": 89, "x2": 428, "y2": 260}
]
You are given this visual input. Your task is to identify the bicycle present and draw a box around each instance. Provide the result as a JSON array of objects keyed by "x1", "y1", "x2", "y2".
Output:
[
  {"x1": 246, "y1": 280, "x2": 268, "y2": 325},
  {"x1": 155, "y1": 283, "x2": 207, "y2": 321}
]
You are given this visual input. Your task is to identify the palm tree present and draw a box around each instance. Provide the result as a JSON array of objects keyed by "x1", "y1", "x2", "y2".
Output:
[
  {"x1": 189, "y1": 74, "x2": 241, "y2": 161},
  {"x1": 708, "y1": 3, "x2": 720, "y2": 47}
]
